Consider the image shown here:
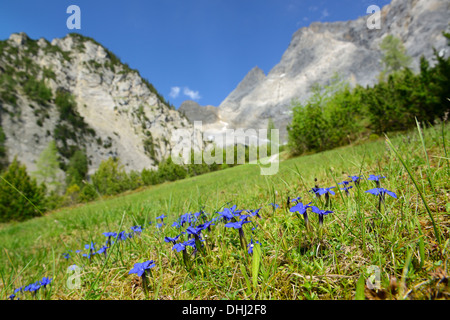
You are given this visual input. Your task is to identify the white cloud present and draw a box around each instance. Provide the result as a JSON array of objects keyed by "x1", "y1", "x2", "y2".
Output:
[
  {"x1": 320, "y1": 8, "x2": 329, "y2": 20},
  {"x1": 183, "y1": 87, "x2": 201, "y2": 100},
  {"x1": 169, "y1": 86, "x2": 181, "y2": 99}
]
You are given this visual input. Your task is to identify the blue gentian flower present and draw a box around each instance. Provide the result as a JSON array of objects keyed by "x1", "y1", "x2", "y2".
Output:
[
  {"x1": 172, "y1": 242, "x2": 186, "y2": 252},
  {"x1": 165, "y1": 235, "x2": 181, "y2": 245},
  {"x1": 225, "y1": 220, "x2": 251, "y2": 250},
  {"x1": 84, "y1": 242, "x2": 96, "y2": 251},
  {"x1": 269, "y1": 203, "x2": 279, "y2": 210},
  {"x1": 156, "y1": 214, "x2": 167, "y2": 222},
  {"x1": 247, "y1": 238, "x2": 261, "y2": 255},
  {"x1": 365, "y1": 188, "x2": 397, "y2": 198},
  {"x1": 349, "y1": 175, "x2": 361, "y2": 183},
  {"x1": 171, "y1": 221, "x2": 181, "y2": 228},
  {"x1": 310, "y1": 206, "x2": 333, "y2": 226},
  {"x1": 317, "y1": 187, "x2": 336, "y2": 196},
  {"x1": 290, "y1": 197, "x2": 302, "y2": 204},
  {"x1": 248, "y1": 208, "x2": 262, "y2": 219},
  {"x1": 40, "y1": 277, "x2": 52, "y2": 288},
  {"x1": 8, "y1": 293, "x2": 15, "y2": 300},
  {"x1": 340, "y1": 185, "x2": 353, "y2": 195},
  {"x1": 368, "y1": 175, "x2": 386, "y2": 187},
  {"x1": 129, "y1": 260, "x2": 156, "y2": 277},
  {"x1": 218, "y1": 205, "x2": 241, "y2": 221},
  {"x1": 63, "y1": 253, "x2": 70, "y2": 260},
  {"x1": 96, "y1": 245, "x2": 109, "y2": 257},
  {"x1": 116, "y1": 231, "x2": 128, "y2": 241},
  {"x1": 290, "y1": 202, "x2": 312, "y2": 227}
]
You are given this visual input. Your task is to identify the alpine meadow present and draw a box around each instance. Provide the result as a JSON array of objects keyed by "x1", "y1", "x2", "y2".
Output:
[{"x1": 0, "y1": 0, "x2": 449, "y2": 303}]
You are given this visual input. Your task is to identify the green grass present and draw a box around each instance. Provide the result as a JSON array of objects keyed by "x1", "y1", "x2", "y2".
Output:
[{"x1": 0, "y1": 123, "x2": 449, "y2": 300}]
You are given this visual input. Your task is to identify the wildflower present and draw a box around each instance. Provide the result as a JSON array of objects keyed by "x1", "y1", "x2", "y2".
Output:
[
  {"x1": 365, "y1": 188, "x2": 397, "y2": 211},
  {"x1": 247, "y1": 238, "x2": 262, "y2": 255},
  {"x1": 290, "y1": 202, "x2": 312, "y2": 228},
  {"x1": 103, "y1": 232, "x2": 117, "y2": 246},
  {"x1": 340, "y1": 185, "x2": 353, "y2": 195},
  {"x1": 315, "y1": 187, "x2": 336, "y2": 208},
  {"x1": 156, "y1": 223, "x2": 163, "y2": 229},
  {"x1": 172, "y1": 242, "x2": 186, "y2": 252},
  {"x1": 129, "y1": 260, "x2": 156, "y2": 277},
  {"x1": 96, "y1": 245, "x2": 109, "y2": 258},
  {"x1": 365, "y1": 188, "x2": 397, "y2": 198},
  {"x1": 131, "y1": 225, "x2": 143, "y2": 236},
  {"x1": 196, "y1": 221, "x2": 213, "y2": 232},
  {"x1": 225, "y1": 220, "x2": 251, "y2": 250},
  {"x1": 84, "y1": 242, "x2": 96, "y2": 261},
  {"x1": 164, "y1": 235, "x2": 181, "y2": 245},
  {"x1": 8, "y1": 293, "x2": 15, "y2": 300},
  {"x1": 248, "y1": 208, "x2": 262, "y2": 219},
  {"x1": 186, "y1": 226, "x2": 204, "y2": 252},
  {"x1": 338, "y1": 181, "x2": 350, "y2": 186},
  {"x1": 156, "y1": 214, "x2": 167, "y2": 223},
  {"x1": 84, "y1": 242, "x2": 96, "y2": 251},
  {"x1": 218, "y1": 205, "x2": 241, "y2": 221},
  {"x1": 349, "y1": 175, "x2": 362, "y2": 185},
  {"x1": 172, "y1": 240, "x2": 195, "y2": 268},
  {"x1": 290, "y1": 197, "x2": 302, "y2": 205},
  {"x1": 63, "y1": 253, "x2": 70, "y2": 260},
  {"x1": 171, "y1": 221, "x2": 181, "y2": 228},
  {"x1": 368, "y1": 175, "x2": 386, "y2": 187},
  {"x1": 116, "y1": 231, "x2": 128, "y2": 241},
  {"x1": 310, "y1": 206, "x2": 333, "y2": 226},
  {"x1": 40, "y1": 277, "x2": 52, "y2": 288},
  {"x1": 269, "y1": 203, "x2": 279, "y2": 210},
  {"x1": 129, "y1": 260, "x2": 156, "y2": 297}
]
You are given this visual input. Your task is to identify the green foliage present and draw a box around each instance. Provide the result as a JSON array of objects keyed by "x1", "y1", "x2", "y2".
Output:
[
  {"x1": 380, "y1": 34, "x2": 412, "y2": 76},
  {"x1": 91, "y1": 158, "x2": 131, "y2": 196},
  {"x1": 53, "y1": 90, "x2": 95, "y2": 165},
  {"x1": 157, "y1": 157, "x2": 187, "y2": 182},
  {"x1": 0, "y1": 73, "x2": 18, "y2": 105},
  {"x1": 0, "y1": 126, "x2": 7, "y2": 171},
  {"x1": 32, "y1": 141, "x2": 61, "y2": 193},
  {"x1": 23, "y1": 76, "x2": 52, "y2": 105},
  {"x1": 79, "y1": 183, "x2": 98, "y2": 203},
  {"x1": 0, "y1": 158, "x2": 46, "y2": 222},
  {"x1": 65, "y1": 150, "x2": 88, "y2": 188}
]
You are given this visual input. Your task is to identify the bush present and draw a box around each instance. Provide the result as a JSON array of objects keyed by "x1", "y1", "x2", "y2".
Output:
[{"x1": 91, "y1": 158, "x2": 130, "y2": 196}]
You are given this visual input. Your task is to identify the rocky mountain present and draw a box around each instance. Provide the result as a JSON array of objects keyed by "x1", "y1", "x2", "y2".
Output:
[
  {"x1": 192, "y1": 0, "x2": 450, "y2": 143},
  {"x1": 0, "y1": 32, "x2": 202, "y2": 180}
]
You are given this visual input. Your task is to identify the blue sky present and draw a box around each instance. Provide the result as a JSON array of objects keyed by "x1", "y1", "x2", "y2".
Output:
[{"x1": 0, "y1": 0, "x2": 391, "y2": 108}]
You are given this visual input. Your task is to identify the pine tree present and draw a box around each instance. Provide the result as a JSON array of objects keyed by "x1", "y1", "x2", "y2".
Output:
[
  {"x1": 32, "y1": 140, "x2": 61, "y2": 193},
  {"x1": 380, "y1": 35, "x2": 412, "y2": 76},
  {"x1": 0, "y1": 157, "x2": 46, "y2": 222}
]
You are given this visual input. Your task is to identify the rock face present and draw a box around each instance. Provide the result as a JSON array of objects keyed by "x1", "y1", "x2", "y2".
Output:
[
  {"x1": 178, "y1": 100, "x2": 219, "y2": 124},
  {"x1": 0, "y1": 33, "x2": 202, "y2": 179},
  {"x1": 193, "y1": 0, "x2": 450, "y2": 143}
]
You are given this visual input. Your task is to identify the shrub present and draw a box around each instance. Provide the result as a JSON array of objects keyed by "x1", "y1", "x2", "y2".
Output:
[{"x1": 91, "y1": 158, "x2": 130, "y2": 196}]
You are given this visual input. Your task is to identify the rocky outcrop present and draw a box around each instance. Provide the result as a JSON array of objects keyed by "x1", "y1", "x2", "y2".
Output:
[
  {"x1": 0, "y1": 33, "x2": 202, "y2": 178},
  {"x1": 178, "y1": 100, "x2": 219, "y2": 124}
]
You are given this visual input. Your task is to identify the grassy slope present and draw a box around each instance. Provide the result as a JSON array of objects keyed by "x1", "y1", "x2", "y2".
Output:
[{"x1": 0, "y1": 123, "x2": 448, "y2": 300}]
